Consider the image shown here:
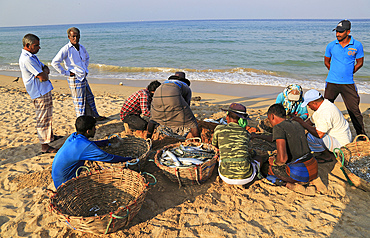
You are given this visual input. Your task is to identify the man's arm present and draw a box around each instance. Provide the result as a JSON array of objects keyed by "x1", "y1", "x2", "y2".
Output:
[
  {"x1": 273, "y1": 139, "x2": 288, "y2": 165},
  {"x1": 36, "y1": 65, "x2": 50, "y2": 82},
  {"x1": 354, "y1": 57, "x2": 364, "y2": 74},
  {"x1": 51, "y1": 47, "x2": 70, "y2": 76},
  {"x1": 324, "y1": 56, "x2": 331, "y2": 70},
  {"x1": 291, "y1": 117, "x2": 325, "y2": 138}
]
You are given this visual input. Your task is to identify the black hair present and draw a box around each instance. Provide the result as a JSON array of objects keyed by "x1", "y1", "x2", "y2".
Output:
[
  {"x1": 147, "y1": 80, "x2": 161, "y2": 92},
  {"x1": 75, "y1": 116, "x2": 96, "y2": 134},
  {"x1": 267, "y1": 103, "x2": 286, "y2": 118}
]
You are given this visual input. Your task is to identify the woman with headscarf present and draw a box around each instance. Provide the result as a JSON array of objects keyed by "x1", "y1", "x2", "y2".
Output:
[{"x1": 275, "y1": 84, "x2": 308, "y2": 120}]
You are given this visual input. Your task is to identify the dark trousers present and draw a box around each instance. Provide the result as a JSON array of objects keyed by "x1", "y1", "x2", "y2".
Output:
[
  {"x1": 121, "y1": 114, "x2": 148, "y2": 131},
  {"x1": 324, "y1": 82, "x2": 366, "y2": 135}
]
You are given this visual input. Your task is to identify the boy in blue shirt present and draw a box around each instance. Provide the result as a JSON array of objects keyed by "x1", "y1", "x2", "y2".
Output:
[{"x1": 52, "y1": 116, "x2": 132, "y2": 189}]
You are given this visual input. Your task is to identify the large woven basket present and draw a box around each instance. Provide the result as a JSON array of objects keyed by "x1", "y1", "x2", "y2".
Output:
[
  {"x1": 334, "y1": 134, "x2": 370, "y2": 192},
  {"x1": 48, "y1": 167, "x2": 156, "y2": 234},
  {"x1": 154, "y1": 139, "x2": 219, "y2": 187},
  {"x1": 96, "y1": 135, "x2": 152, "y2": 171}
]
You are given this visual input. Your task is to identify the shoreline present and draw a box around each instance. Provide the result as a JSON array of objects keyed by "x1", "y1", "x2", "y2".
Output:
[{"x1": 1, "y1": 74, "x2": 369, "y2": 112}]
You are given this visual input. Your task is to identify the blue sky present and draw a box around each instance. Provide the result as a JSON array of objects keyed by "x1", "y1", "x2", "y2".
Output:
[{"x1": 1, "y1": 0, "x2": 369, "y2": 27}]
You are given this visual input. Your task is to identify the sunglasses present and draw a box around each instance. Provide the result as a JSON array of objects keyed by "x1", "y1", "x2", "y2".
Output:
[{"x1": 336, "y1": 30, "x2": 346, "y2": 33}]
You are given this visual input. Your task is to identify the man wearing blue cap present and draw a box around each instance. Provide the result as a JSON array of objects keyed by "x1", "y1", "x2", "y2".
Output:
[
  {"x1": 293, "y1": 89, "x2": 352, "y2": 162},
  {"x1": 324, "y1": 19, "x2": 366, "y2": 137}
]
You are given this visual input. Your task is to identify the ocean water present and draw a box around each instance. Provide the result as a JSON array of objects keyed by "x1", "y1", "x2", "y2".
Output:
[{"x1": 1, "y1": 19, "x2": 369, "y2": 94}]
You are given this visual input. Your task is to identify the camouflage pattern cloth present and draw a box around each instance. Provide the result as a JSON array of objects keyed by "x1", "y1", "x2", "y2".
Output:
[{"x1": 212, "y1": 122, "x2": 253, "y2": 179}]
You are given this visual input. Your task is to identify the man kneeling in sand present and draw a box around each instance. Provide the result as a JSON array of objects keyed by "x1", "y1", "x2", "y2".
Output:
[
  {"x1": 52, "y1": 116, "x2": 132, "y2": 189},
  {"x1": 212, "y1": 103, "x2": 265, "y2": 187},
  {"x1": 292, "y1": 89, "x2": 352, "y2": 163},
  {"x1": 253, "y1": 104, "x2": 325, "y2": 195}
]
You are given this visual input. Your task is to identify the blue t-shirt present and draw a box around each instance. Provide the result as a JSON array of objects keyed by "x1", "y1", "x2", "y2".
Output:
[
  {"x1": 325, "y1": 37, "x2": 364, "y2": 84},
  {"x1": 51, "y1": 133, "x2": 131, "y2": 188}
]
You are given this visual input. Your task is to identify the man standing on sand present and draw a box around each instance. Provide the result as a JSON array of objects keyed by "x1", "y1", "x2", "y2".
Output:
[
  {"x1": 52, "y1": 27, "x2": 106, "y2": 121},
  {"x1": 19, "y1": 34, "x2": 58, "y2": 153},
  {"x1": 324, "y1": 19, "x2": 366, "y2": 137},
  {"x1": 293, "y1": 89, "x2": 352, "y2": 163}
]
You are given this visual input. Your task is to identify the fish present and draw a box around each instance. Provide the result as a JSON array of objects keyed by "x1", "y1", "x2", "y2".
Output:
[
  {"x1": 165, "y1": 150, "x2": 182, "y2": 167},
  {"x1": 178, "y1": 157, "x2": 204, "y2": 165}
]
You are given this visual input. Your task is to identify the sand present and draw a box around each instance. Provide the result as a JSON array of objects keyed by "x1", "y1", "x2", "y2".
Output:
[{"x1": 0, "y1": 74, "x2": 370, "y2": 237}]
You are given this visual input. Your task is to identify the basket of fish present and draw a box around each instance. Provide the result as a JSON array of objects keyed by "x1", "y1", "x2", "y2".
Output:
[
  {"x1": 48, "y1": 167, "x2": 156, "y2": 235},
  {"x1": 154, "y1": 138, "x2": 219, "y2": 187},
  {"x1": 334, "y1": 134, "x2": 370, "y2": 192},
  {"x1": 94, "y1": 134, "x2": 151, "y2": 171}
]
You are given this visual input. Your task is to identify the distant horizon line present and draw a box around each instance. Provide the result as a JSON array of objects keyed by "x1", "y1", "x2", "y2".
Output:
[{"x1": 2, "y1": 18, "x2": 370, "y2": 29}]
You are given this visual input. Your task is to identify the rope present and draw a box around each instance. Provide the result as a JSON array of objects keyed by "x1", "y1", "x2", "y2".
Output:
[
  {"x1": 195, "y1": 166, "x2": 201, "y2": 185},
  {"x1": 333, "y1": 148, "x2": 354, "y2": 186},
  {"x1": 175, "y1": 168, "x2": 182, "y2": 188},
  {"x1": 105, "y1": 208, "x2": 130, "y2": 234}
]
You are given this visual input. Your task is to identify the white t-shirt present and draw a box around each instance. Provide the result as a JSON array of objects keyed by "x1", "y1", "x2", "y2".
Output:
[{"x1": 311, "y1": 99, "x2": 352, "y2": 146}]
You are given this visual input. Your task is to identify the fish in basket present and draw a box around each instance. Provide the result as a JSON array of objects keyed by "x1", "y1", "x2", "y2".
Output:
[
  {"x1": 95, "y1": 134, "x2": 152, "y2": 171},
  {"x1": 48, "y1": 167, "x2": 156, "y2": 235},
  {"x1": 154, "y1": 138, "x2": 219, "y2": 187},
  {"x1": 333, "y1": 135, "x2": 370, "y2": 192}
]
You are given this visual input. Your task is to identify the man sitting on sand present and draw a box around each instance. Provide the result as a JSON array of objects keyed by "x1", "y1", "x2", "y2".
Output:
[
  {"x1": 253, "y1": 104, "x2": 324, "y2": 195},
  {"x1": 120, "y1": 80, "x2": 161, "y2": 131},
  {"x1": 292, "y1": 89, "x2": 352, "y2": 163},
  {"x1": 52, "y1": 116, "x2": 132, "y2": 189},
  {"x1": 147, "y1": 72, "x2": 200, "y2": 139},
  {"x1": 212, "y1": 103, "x2": 265, "y2": 186}
]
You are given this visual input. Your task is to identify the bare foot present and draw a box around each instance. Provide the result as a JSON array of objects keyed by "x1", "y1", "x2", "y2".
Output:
[
  {"x1": 310, "y1": 177, "x2": 328, "y2": 194},
  {"x1": 286, "y1": 182, "x2": 316, "y2": 196},
  {"x1": 313, "y1": 150, "x2": 335, "y2": 163},
  {"x1": 41, "y1": 144, "x2": 58, "y2": 154}
]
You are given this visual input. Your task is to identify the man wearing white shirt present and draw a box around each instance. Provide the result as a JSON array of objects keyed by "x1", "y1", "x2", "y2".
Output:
[
  {"x1": 293, "y1": 89, "x2": 352, "y2": 163},
  {"x1": 52, "y1": 27, "x2": 106, "y2": 121},
  {"x1": 19, "y1": 34, "x2": 58, "y2": 153}
]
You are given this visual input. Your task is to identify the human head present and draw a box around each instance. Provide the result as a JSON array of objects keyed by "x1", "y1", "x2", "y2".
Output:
[
  {"x1": 301, "y1": 89, "x2": 324, "y2": 111},
  {"x1": 222, "y1": 103, "x2": 249, "y2": 120},
  {"x1": 67, "y1": 27, "x2": 80, "y2": 45},
  {"x1": 147, "y1": 80, "x2": 161, "y2": 93},
  {"x1": 284, "y1": 84, "x2": 303, "y2": 102},
  {"x1": 333, "y1": 20, "x2": 351, "y2": 42},
  {"x1": 75, "y1": 115, "x2": 96, "y2": 137},
  {"x1": 169, "y1": 72, "x2": 191, "y2": 86},
  {"x1": 22, "y1": 34, "x2": 40, "y2": 54},
  {"x1": 267, "y1": 104, "x2": 286, "y2": 127}
]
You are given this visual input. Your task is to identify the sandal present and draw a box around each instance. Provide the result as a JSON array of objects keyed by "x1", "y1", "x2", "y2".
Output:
[
  {"x1": 41, "y1": 146, "x2": 58, "y2": 154},
  {"x1": 316, "y1": 157, "x2": 333, "y2": 164}
]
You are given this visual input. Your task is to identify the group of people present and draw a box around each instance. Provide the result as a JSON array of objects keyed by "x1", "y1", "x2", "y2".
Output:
[
  {"x1": 19, "y1": 27, "x2": 107, "y2": 154},
  {"x1": 19, "y1": 20, "x2": 366, "y2": 193}
]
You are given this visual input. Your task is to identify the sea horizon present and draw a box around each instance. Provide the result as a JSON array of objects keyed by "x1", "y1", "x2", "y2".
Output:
[{"x1": 1, "y1": 19, "x2": 369, "y2": 94}]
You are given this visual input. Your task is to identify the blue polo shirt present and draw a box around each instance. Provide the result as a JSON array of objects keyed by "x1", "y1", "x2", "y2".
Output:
[
  {"x1": 325, "y1": 36, "x2": 364, "y2": 84},
  {"x1": 51, "y1": 133, "x2": 131, "y2": 189}
]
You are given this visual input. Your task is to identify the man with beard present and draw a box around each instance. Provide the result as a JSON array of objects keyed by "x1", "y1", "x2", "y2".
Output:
[{"x1": 324, "y1": 19, "x2": 366, "y2": 137}]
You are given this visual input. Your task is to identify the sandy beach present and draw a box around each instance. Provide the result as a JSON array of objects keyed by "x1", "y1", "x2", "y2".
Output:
[{"x1": 0, "y1": 74, "x2": 370, "y2": 237}]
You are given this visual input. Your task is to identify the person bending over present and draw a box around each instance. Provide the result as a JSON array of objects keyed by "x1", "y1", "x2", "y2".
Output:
[
  {"x1": 292, "y1": 89, "x2": 352, "y2": 163},
  {"x1": 52, "y1": 116, "x2": 132, "y2": 189},
  {"x1": 212, "y1": 103, "x2": 265, "y2": 186},
  {"x1": 120, "y1": 80, "x2": 161, "y2": 131},
  {"x1": 253, "y1": 104, "x2": 324, "y2": 195}
]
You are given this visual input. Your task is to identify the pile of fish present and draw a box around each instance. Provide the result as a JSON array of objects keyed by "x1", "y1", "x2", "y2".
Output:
[
  {"x1": 347, "y1": 155, "x2": 370, "y2": 182},
  {"x1": 159, "y1": 144, "x2": 216, "y2": 167}
]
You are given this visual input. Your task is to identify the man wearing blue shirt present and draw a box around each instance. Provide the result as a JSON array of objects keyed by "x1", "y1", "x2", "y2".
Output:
[
  {"x1": 324, "y1": 20, "x2": 366, "y2": 136},
  {"x1": 52, "y1": 116, "x2": 132, "y2": 189},
  {"x1": 19, "y1": 34, "x2": 58, "y2": 154}
]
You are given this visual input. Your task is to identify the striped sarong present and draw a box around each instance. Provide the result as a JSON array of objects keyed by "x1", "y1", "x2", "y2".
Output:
[
  {"x1": 68, "y1": 77, "x2": 99, "y2": 118},
  {"x1": 33, "y1": 91, "x2": 53, "y2": 144},
  {"x1": 268, "y1": 153, "x2": 318, "y2": 183},
  {"x1": 307, "y1": 133, "x2": 341, "y2": 152}
]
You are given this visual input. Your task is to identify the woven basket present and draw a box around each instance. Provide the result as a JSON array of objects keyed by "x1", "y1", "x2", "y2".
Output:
[
  {"x1": 334, "y1": 134, "x2": 370, "y2": 192},
  {"x1": 96, "y1": 135, "x2": 152, "y2": 171},
  {"x1": 48, "y1": 167, "x2": 156, "y2": 234},
  {"x1": 154, "y1": 139, "x2": 219, "y2": 187}
]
